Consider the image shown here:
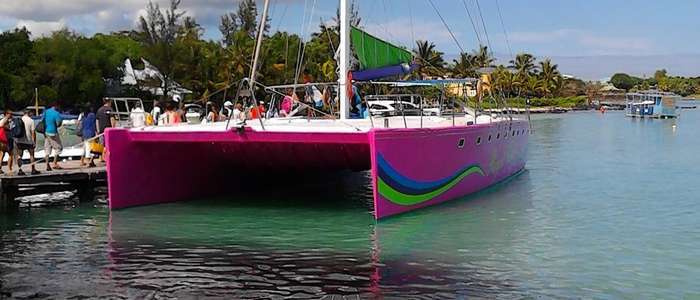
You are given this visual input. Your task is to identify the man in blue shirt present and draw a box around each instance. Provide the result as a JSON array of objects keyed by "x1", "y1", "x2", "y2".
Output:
[{"x1": 43, "y1": 103, "x2": 63, "y2": 171}]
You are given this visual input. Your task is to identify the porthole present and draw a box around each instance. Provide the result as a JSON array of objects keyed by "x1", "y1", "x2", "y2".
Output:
[
  {"x1": 476, "y1": 137, "x2": 482, "y2": 145},
  {"x1": 512, "y1": 131, "x2": 515, "y2": 137},
  {"x1": 488, "y1": 135, "x2": 492, "y2": 142},
  {"x1": 458, "y1": 138, "x2": 466, "y2": 148},
  {"x1": 497, "y1": 133, "x2": 500, "y2": 139}
]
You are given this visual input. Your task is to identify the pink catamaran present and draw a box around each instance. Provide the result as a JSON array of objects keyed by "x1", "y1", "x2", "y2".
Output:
[{"x1": 105, "y1": 0, "x2": 529, "y2": 219}]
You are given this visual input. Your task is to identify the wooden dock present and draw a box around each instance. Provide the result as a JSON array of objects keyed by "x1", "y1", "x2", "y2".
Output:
[{"x1": 0, "y1": 160, "x2": 107, "y2": 211}]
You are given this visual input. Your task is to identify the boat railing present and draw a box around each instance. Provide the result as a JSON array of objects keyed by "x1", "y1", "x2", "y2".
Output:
[{"x1": 229, "y1": 78, "x2": 513, "y2": 131}]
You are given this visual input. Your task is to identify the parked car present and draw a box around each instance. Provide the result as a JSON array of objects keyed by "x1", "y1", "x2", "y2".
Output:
[{"x1": 368, "y1": 101, "x2": 421, "y2": 116}]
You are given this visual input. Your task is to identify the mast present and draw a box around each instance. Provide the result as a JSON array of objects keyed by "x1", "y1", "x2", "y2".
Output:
[
  {"x1": 338, "y1": 0, "x2": 351, "y2": 119},
  {"x1": 250, "y1": 0, "x2": 271, "y2": 86},
  {"x1": 34, "y1": 88, "x2": 39, "y2": 115}
]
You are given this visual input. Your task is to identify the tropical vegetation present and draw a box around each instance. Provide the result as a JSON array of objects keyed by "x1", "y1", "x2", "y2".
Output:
[
  {"x1": 0, "y1": 0, "x2": 613, "y2": 111},
  {"x1": 610, "y1": 70, "x2": 700, "y2": 96}
]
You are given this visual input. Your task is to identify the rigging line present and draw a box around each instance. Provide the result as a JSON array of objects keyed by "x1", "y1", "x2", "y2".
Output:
[
  {"x1": 473, "y1": 0, "x2": 511, "y2": 113},
  {"x1": 295, "y1": 0, "x2": 317, "y2": 84},
  {"x1": 293, "y1": 0, "x2": 310, "y2": 85},
  {"x1": 321, "y1": 17, "x2": 337, "y2": 56},
  {"x1": 426, "y1": 0, "x2": 465, "y2": 54},
  {"x1": 274, "y1": 1, "x2": 289, "y2": 32},
  {"x1": 474, "y1": 0, "x2": 492, "y2": 50},
  {"x1": 407, "y1": 0, "x2": 415, "y2": 45},
  {"x1": 460, "y1": 0, "x2": 483, "y2": 46},
  {"x1": 495, "y1": 0, "x2": 513, "y2": 59}
]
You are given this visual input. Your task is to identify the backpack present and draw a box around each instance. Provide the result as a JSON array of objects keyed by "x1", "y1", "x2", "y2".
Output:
[
  {"x1": 76, "y1": 116, "x2": 84, "y2": 137},
  {"x1": 10, "y1": 117, "x2": 25, "y2": 139}
]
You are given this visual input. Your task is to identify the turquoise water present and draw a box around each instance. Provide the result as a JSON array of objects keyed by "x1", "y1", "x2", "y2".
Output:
[{"x1": 2, "y1": 109, "x2": 699, "y2": 298}]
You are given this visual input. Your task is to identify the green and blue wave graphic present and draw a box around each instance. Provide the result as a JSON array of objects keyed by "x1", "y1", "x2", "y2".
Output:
[{"x1": 377, "y1": 154, "x2": 485, "y2": 206}]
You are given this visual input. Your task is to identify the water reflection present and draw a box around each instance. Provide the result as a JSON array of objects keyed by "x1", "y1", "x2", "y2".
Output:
[
  {"x1": 5, "y1": 110, "x2": 699, "y2": 298},
  {"x1": 101, "y1": 171, "x2": 535, "y2": 298}
]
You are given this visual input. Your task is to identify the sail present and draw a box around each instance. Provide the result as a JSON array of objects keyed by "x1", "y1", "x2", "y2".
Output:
[{"x1": 351, "y1": 26, "x2": 413, "y2": 70}]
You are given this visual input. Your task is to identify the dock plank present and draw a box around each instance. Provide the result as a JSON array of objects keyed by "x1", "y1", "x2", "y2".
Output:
[{"x1": 0, "y1": 160, "x2": 107, "y2": 210}]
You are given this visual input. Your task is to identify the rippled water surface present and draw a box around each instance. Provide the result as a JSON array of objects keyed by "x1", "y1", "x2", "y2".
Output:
[{"x1": 2, "y1": 109, "x2": 700, "y2": 299}]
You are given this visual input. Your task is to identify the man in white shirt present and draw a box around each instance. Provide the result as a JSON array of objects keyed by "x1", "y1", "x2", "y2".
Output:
[
  {"x1": 15, "y1": 109, "x2": 39, "y2": 175},
  {"x1": 130, "y1": 103, "x2": 146, "y2": 128},
  {"x1": 151, "y1": 101, "x2": 162, "y2": 125}
]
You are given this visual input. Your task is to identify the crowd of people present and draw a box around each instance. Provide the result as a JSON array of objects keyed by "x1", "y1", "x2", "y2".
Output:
[
  {"x1": 0, "y1": 99, "x2": 116, "y2": 175},
  {"x1": 0, "y1": 85, "x2": 364, "y2": 176}
]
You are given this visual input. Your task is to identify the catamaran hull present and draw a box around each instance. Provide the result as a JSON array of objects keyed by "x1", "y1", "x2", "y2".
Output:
[{"x1": 106, "y1": 121, "x2": 528, "y2": 219}]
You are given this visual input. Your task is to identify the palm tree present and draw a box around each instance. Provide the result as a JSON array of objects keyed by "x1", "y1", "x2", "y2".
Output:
[
  {"x1": 510, "y1": 53, "x2": 536, "y2": 76},
  {"x1": 492, "y1": 65, "x2": 515, "y2": 96},
  {"x1": 414, "y1": 40, "x2": 445, "y2": 78},
  {"x1": 474, "y1": 45, "x2": 495, "y2": 68},
  {"x1": 538, "y1": 58, "x2": 561, "y2": 97},
  {"x1": 452, "y1": 52, "x2": 478, "y2": 78},
  {"x1": 526, "y1": 76, "x2": 540, "y2": 98},
  {"x1": 509, "y1": 53, "x2": 536, "y2": 96}
]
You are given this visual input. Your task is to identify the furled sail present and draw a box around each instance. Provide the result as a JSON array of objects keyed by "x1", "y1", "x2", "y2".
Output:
[{"x1": 350, "y1": 26, "x2": 415, "y2": 80}]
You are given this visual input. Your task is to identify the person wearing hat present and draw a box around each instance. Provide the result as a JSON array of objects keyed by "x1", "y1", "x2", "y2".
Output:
[{"x1": 221, "y1": 101, "x2": 234, "y2": 119}]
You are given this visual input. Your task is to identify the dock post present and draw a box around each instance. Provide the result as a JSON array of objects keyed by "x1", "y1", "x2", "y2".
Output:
[
  {"x1": 76, "y1": 181, "x2": 95, "y2": 203},
  {"x1": 0, "y1": 185, "x2": 19, "y2": 212}
]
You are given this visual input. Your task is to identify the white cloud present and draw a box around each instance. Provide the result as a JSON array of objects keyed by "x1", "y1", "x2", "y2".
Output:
[
  {"x1": 15, "y1": 19, "x2": 65, "y2": 37},
  {"x1": 363, "y1": 19, "x2": 461, "y2": 50},
  {"x1": 0, "y1": 0, "x2": 247, "y2": 36},
  {"x1": 508, "y1": 29, "x2": 653, "y2": 55}
]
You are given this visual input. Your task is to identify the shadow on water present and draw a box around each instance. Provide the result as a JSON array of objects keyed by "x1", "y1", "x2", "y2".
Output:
[{"x1": 2, "y1": 167, "x2": 538, "y2": 298}]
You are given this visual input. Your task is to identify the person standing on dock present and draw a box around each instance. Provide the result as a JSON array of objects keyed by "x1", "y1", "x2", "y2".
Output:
[
  {"x1": 13, "y1": 109, "x2": 40, "y2": 175},
  {"x1": 80, "y1": 107, "x2": 96, "y2": 167},
  {"x1": 0, "y1": 111, "x2": 11, "y2": 175},
  {"x1": 1, "y1": 110, "x2": 17, "y2": 174},
  {"x1": 43, "y1": 103, "x2": 64, "y2": 171},
  {"x1": 95, "y1": 98, "x2": 115, "y2": 164}
]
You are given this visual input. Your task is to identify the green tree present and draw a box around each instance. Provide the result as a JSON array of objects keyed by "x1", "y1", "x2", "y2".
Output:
[
  {"x1": 414, "y1": 40, "x2": 445, "y2": 78},
  {"x1": 452, "y1": 53, "x2": 478, "y2": 78},
  {"x1": 0, "y1": 27, "x2": 33, "y2": 107},
  {"x1": 610, "y1": 73, "x2": 641, "y2": 91},
  {"x1": 473, "y1": 45, "x2": 495, "y2": 68},
  {"x1": 137, "y1": 0, "x2": 185, "y2": 100},
  {"x1": 537, "y1": 58, "x2": 561, "y2": 97},
  {"x1": 219, "y1": 13, "x2": 238, "y2": 47}
]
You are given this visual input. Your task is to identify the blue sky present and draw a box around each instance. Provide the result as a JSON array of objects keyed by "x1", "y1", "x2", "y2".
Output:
[{"x1": 1, "y1": 0, "x2": 699, "y2": 78}]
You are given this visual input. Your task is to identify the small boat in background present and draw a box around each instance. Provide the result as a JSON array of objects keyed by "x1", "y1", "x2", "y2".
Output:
[{"x1": 625, "y1": 90, "x2": 680, "y2": 119}]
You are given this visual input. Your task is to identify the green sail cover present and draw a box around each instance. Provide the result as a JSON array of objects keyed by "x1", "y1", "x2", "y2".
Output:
[{"x1": 351, "y1": 26, "x2": 413, "y2": 70}]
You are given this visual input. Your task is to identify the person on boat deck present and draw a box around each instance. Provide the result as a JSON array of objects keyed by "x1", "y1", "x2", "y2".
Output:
[
  {"x1": 221, "y1": 101, "x2": 234, "y2": 119},
  {"x1": 350, "y1": 85, "x2": 366, "y2": 118},
  {"x1": 250, "y1": 101, "x2": 266, "y2": 119},
  {"x1": 205, "y1": 103, "x2": 220, "y2": 123},
  {"x1": 13, "y1": 109, "x2": 40, "y2": 175},
  {"x1": 280, "y1": 88, "x2": 294, "y2": 117},
  {"x1": 0, "y1": 110, "x2": 14, "y2": 174},
  {"x1": 151, "y1": 100, "x2": 162, "y2": 126},
  {"x1": 232, "y1": 103, "x2": 245, "y2": 122},
  {"x1": 79, "y1": 106, "x2": 97, "y2": 167},
  {"x1": 248, "y1": 101, "x2": 264, "y2": 119},
  {"x1": 130, "y1": 102, "x2": 146, "y2": 128},
  {"x1": 163, "y1": 101, "x2": 182, "y2": 125},
  {"x1": 43, "y1": 103, "x2": 64, "y2": 171}
]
